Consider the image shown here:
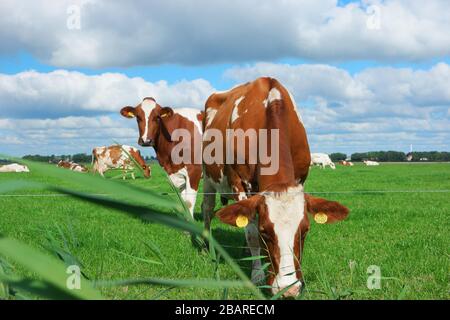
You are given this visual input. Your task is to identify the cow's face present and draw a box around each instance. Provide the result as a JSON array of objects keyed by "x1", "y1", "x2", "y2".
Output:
[
  {"x1": 120, "y1": 97, "x2": 160, "y2": 147},
  {"x1": 216, "y1": 186, "x2": 349, "y2": 298},
  {"x1": 120, "y1": 98, "x2": 174, "y2": 148},
  {"x1": 142, "y1": 164, "x2": 151, "y2": 178}
]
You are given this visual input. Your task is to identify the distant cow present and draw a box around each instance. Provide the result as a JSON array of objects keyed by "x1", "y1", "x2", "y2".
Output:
[
  {"x1": 120, "y1": 97, "x2": 203, "y2": 217},
  {"x1": 339, "y1": 160, "x2": 354, "y2": 166},
  {"x1": 311, "y1": 153, "x2": 336, "y2": 169},
  {"x1": 0, "y1": 163, "x2": 30, "y2": 173},
  {"x1": 364, "y1": 160, "x2": 380, "y2": 166},
  {"x1": 57, "y1": 160, "x2": 88, "y2": 173},
  {"x1": 92, "y1": 145, "x2": 150, "y2": 180}
]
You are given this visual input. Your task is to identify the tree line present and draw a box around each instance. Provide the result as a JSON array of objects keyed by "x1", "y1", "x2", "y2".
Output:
[
  {"x1": 329, "y1": 151, "x2": 450, "y2": 162},
  {"x1": 10, "y1": 151, "x2": 450, "y2": 164}
]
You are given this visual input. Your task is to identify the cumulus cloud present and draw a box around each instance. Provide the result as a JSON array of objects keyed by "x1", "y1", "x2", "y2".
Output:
[
  {"x1": 0, "y1": 70, "x2": 214, "y2": 118},
  {"x1": 1, "y1": 62, "x2": 449, "y2": 156},
  {"x1": 0, "y1": 0, "x2": 449, "y2": 67},
  {"x1": 0, "y1": 115, "x2": 141, "y2": 155},
  {"x1": 225, "y1": 62, "x2": 450, "y2": 152}
]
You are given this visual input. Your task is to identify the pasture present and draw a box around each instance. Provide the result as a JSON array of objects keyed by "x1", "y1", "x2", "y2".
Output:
[{"x1": 0, "y1": 162, "x2": 449, "y2": 299}]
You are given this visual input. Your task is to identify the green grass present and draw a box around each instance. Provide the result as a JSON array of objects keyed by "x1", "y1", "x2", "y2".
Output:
[{"x1": 0, "y1": 163, "x2": 449, "y2": 299}]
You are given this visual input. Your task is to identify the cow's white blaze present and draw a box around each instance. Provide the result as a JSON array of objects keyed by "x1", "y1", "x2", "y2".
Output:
[
  {"x1": 231, "y1": 96, "x2": 245, "y2": 123},
  {"x1": 206, "y1": 108, "x2": 218, "y2": 128},
  {"x1": 264, "y1": 185, "x2": 305, "y2": 294},
  {"x1": 141, "y1": 98, "x2": 156, "y2": 141},
  {"x1": 175, "y1": 108, "x2": 203, "y2": 135},
  {"x1": 268, "y1": 88, "x2": 281, "y2": 103}
]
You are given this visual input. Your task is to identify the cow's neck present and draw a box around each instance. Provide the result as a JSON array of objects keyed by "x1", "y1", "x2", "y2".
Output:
[
  {"x1": 153, "y1": 114, "x2": 183, "y2": 174},
  {"x1": 259, "y1": 101, "x2": 297, "y2": 192}
]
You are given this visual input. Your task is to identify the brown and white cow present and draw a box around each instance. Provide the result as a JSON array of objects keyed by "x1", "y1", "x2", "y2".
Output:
[
  {"x1": 92, "y1": 145, "x2": 151, "y2": 180},
  {"x1": 120, "y1": 98, "x2": 203, "y2": 217},
  {"x1": 202, "y1": 77, "x2": 349, "y2": 298},
  {"x1": 339, "y1": 160, "x2": 354, "y2": 166},
  {"x1": 57, "y1": 160, "x2": 88, "y2": 173},
  {"x1": 0, "y1": 163, "x2": 30, "y2": 173}
]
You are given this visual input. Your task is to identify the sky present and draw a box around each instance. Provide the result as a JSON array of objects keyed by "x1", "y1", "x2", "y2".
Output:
[{"x1": 0, "y1": 0, "x2": 449, "y2": 157}]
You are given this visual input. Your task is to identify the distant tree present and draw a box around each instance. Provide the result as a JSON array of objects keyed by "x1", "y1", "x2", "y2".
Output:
[
  {"x1": 329, "y1": 153, "x2": 347, "y2": 162},
  {"x1": 350, "y1": 153, "x2": 368, "y2": 162},
  {"x1": 72, "y1": 153, "x2": 91, "y2": 164},
  {"x1": 351, "y1": 151, "x2": 405, "y2": 162}
]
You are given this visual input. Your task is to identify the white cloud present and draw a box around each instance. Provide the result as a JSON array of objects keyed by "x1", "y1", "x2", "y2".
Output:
[
  {"x1": 225, "y1": 62, "x2": 450, "y2": 153},
  {"x1": 0, "y1": 0, "x2": 449, "y2": 67},
  {"x1": 0, "y1": 70, "x2": 214, "y2": 118},
  {"x1": 1, "y1": 63, "x2": 449, "y2": 156}
]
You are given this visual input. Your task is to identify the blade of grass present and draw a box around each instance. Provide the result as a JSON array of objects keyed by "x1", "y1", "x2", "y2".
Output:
[
  {"x1": 0, "y1": 236, "x2": 103, "y2": 300},
  {"x1": 112, "y1": 248, "x2": 163, "y2": 265},
  {"x1": 95, "y1": 278, "x2": 253, "y2": 289}
]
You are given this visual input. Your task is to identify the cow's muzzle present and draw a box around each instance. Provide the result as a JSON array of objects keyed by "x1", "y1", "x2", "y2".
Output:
[{"x1": 138, "y1": 138, "x2": 154, "y2": 147}]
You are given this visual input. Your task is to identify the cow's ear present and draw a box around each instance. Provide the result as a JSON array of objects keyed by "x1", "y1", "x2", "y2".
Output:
[
  {"x1": 159, "y1": 107, "x2": 174, "y2": 119},
  {"x1": 120, "y1": 106, "x2": 136, "y2": 118},
  {"x1": 305, "y1": 194, "x2": 349, "y2": 224},
  {"x1": 216, "y1": 194, "x2": 264, "y2": 227}
]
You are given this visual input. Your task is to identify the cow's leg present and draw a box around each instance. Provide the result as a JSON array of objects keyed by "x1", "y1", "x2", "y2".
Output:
[
  {"x1": 131, "y1": 171, "x2": 136, "y2": 180},
  {"x1": 122, "y1": 165, "x2": 127, "y2": 180},
  {"x1": 182, "y1": 176, "x2": 197, "y2": 219},
  {"x1": 201, "y1": 178, "x2": 216, "y2": 233},
  {"x1": 169, "y1": 169, "x2": 194, "y2": 217},
  {"x1": 245, "y1": 218, "x2": 264, "y2": 284}
]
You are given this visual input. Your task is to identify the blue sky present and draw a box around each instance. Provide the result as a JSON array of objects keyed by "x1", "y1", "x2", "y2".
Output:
[{"x1": 1, "y1": 0, "x2": 449, "y2": 157}]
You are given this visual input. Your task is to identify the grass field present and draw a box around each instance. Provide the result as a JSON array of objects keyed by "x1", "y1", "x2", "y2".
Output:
[{"x1": 0, "y1": 162, "x2": 449, "y2": 300}]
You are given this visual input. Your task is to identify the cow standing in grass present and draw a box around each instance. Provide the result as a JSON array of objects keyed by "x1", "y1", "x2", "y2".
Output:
[
  {"x1": 92, "y1": 145, "x2": 151, "y2": 180},
  {"x1": 120, "y1": 98, "x2": 203, "y2": 217},
  {"x1": 202, "y1": 77, "x2": 349, "y2": 298}
]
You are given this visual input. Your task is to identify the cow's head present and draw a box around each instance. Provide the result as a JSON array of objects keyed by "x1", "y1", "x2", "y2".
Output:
[
  {"x1": 141, "y1": 164, "x2": 151, "y2": 178},
  {"x1": 120, "y1": 98, "x2": 174, "y2": 147},
  {"x1": 215, "y1": 185, "x2": 349, "y2": 298}
]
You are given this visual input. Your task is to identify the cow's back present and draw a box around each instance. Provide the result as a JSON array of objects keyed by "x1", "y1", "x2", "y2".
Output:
[{"x1": 204, "y1": 77, "x2": 310, "y2": 190}]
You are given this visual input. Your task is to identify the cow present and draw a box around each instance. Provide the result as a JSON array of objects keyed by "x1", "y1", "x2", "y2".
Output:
[
  {"x1": 339, "y1": 160, "x2": 354, "y2": 166},
  {"x1": 310, "y1": 153, "x2": 336, "y2": 169},
  {"x1": 363, "y1": 160, "x2": 380, "y2": 166},
  {"x1": 0, "y1": 163, "x2": 30, "y2": 173},
  {"x1": 57, "y1": 160, "x2": 88, "y2": 173},
  {"x1": 120, "y1": 97, "x2": 203, "y2": 218},
  {"x1": 92, "y1": 145, "x2": 150, "y2": 180},
  {"x1": 201, "y1": 77, "x2": 349, "y2": 298}
]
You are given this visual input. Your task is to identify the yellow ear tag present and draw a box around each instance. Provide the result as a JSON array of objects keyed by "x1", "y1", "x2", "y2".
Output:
[
  {"x1": 160, "y1": 113, "x2": 168, "y2": 118},
  {"x1": 127, "y1": 112, "x2": 135, "y2": 118},
  {"x1": 236, "y1": 215, "x2": 249, "y2": 228},
  {"x1": 314, "y1": 212, "x2": 328, "y2": 224}
]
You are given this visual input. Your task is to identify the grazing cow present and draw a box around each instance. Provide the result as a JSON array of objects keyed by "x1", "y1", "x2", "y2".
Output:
[
  {"x1": 339, "y1": 160, "x2": 354, "y2": 166},
  {"x1": 364, "y1": 160, "x2": 380, "y2": 166},
  {"x1": 57, "y1": 160, "x2": 88, "y2": 173},
  {"x1": 0, "y1": 163, "x2": 30, "y2": 173},
  {"x1": 202, "y1": 77, "x2": 349, "y2": 298},
  {"x1": 120, "y1": 97, "x2": 203, "y2": 217},
  {"x1": 92, "y1": 145, "x2": 150, "y2": 180},
  {"x1": 310, "y1": 153, "x2": 336, "y2": 169}
]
